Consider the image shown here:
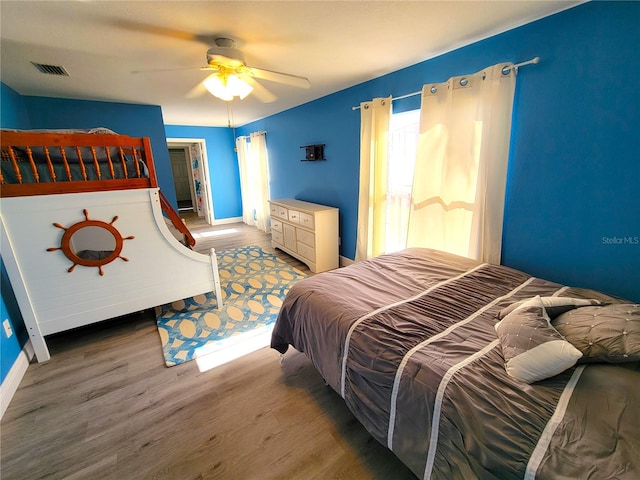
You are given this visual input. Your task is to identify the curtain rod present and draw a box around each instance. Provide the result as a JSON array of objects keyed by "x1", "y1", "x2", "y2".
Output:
[
  {"x1": 351, "y1": 56, "x2": 540, "y2": 111},
  {"x1": 236, "y1": 130, "x2": 267, "y2": 140}
]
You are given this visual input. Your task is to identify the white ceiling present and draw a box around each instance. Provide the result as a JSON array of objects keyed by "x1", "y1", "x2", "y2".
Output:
[{"x1": 1, "y1": 1, "x2": 581, "y2": 127}]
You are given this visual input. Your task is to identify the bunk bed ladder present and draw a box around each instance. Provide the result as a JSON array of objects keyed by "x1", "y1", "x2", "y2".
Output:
[{"x1": 158, "y1": 189, "x2": 196, "y2": 248}]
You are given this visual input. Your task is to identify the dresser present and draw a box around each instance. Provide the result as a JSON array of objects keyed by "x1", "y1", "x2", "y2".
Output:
[{"x1": 269, "y1": 198, "x2": 339, "y2": 273}]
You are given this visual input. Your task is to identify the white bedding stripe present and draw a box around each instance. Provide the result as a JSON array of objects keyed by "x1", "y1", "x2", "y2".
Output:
[
  {"x1": 423, "y1": 339, "x2": 501, "y2": 480},
  {"x1": 553, "y1": 286, "x2": 569, "y2": 296},
  {"x1": 420, "y1": 285, "x2": 569, "y2": 479},
  {"x1": 524, "y1": 365, "x2": 586, "y2": 480},
  {"x1": 339, "y1": 263, "x2": 487, "y2": 397},
  {"x1": 386, "y1": 276, "x2": 536, "y2": 449}
]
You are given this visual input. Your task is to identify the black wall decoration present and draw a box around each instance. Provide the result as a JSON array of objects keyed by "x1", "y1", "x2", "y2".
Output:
[{"x1": 300, "y1": 144, "x2": 325, "y2": 161}]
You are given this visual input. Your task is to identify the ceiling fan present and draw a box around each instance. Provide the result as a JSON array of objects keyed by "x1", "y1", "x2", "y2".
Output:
[{"x1": 148, "y1": 37, "x2": 311, "y2": 103}]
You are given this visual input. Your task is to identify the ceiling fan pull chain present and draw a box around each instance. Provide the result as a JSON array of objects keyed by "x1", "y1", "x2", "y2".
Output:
[{"x1": 227, "y1": 102, "x2": 234, "y2": 128}]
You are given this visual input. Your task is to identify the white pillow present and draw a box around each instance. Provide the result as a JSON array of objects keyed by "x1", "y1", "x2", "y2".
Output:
[{"x1": 495, "y1": 296, "x2": 583, "y2": 383}]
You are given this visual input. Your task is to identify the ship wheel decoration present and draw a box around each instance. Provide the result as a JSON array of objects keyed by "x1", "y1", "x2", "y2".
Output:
[{"x1": 47, "y1": 209, "x2": 135, "y2": 276}]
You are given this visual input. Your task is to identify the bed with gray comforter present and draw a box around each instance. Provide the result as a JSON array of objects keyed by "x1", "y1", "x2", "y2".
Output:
[{"x1": 271, "y1": 248, "x2": 639, "y2": 479}]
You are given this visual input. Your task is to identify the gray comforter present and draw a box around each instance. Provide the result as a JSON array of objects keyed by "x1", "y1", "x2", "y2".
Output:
[{"x1": 271, "y1": 248, "x2": 639, "y2": 479}]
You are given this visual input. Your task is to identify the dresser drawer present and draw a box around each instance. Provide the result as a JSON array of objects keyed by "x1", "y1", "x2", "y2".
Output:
[
  {"x1": 272, "y1": 231, "x2": 284, "y2": 245},
  {"x1": 270, "y1": 204, "x2": 278, "y2": 217},
  {"x1": 296, "y1": 241, "x2": 315, "y2": 261},
  {"x1": 299, "y1": 212, "x2": 315, "y2": 230},
  {"x1": 288, "y1": 209, "x2": 300, "y2": 223},
  {"x1": 271, "y1": 219, "x2": 283, "y2": 233},
  {"x1": 296, "y1": 228, "x2": 315, "y2": 247},
  {"x1": 277, "y1": 206, "x2": 288, "y2": 219}
]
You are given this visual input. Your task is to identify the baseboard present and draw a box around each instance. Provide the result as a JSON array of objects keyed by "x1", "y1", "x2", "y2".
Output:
[
  {"x1": 340, "y1": 255, "x2": 354, "y2": 267},
  {"x1": 213, "y1": 217, "x2": 243, "y2": 226},
  {"x1": 0, "y1": 340, "x2": 34, "y2": 419}
]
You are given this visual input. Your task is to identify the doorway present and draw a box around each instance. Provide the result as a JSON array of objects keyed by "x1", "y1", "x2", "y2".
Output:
[
  {"x1": 166, "y1": 138, "x2": 215, "y2": 225},
  {"x1": 169, "y1": 147, "x2": 196, "y2": 213}
]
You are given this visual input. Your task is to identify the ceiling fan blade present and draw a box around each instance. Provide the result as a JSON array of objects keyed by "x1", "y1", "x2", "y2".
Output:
[
  {"x1": 131, "y1": 66, "x2": 204, "y2": 74},
  {"x1": 243, "y1": 77, "x2": 277, "y2": 103},
  {"x1": 185, "y1": 79, "x2": 210, "y2": 99},
  {"x1": 131, "y1": 66, "x2": 221, "y2": 75},
  {"x1": 114, "y1": 19, "x2": 221, "y2": 46},
  {"x1": 247, "y1": 67, "x2": 310, "y2": 89}
]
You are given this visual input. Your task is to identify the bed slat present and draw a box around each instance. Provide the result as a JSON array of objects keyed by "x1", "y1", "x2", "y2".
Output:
[
  {"x1": 43, "y1": 146, "x2": 57, "y2": 182},
  {"x1": 74, "y1": 146, "x2": 88, "y2": 181},
  {"x1": 59, "y1": 146, "x2": 73, "y2": 181},
  {"x1": 89, "y1": 146, "x2": 101, "y2": 180},
  {"x1": 24, "y1": 146, "x2": 40, "y2": 183},
  {"x1": 131, "y1": 146, "x2": 142, "y2": 178},
  {"x1": 105, "y1": 146, "x2": 116, "y2": 179},
  {"x1": 117, "y1": 147, "x2": 128, "y2": 179},
  {"x1": 7, "y1": 146, "x2": 23, "y2": 183}
]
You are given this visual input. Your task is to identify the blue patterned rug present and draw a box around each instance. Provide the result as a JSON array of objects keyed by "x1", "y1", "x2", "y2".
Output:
[{"x1": 155, "y1": 245, "x2": 306, "y2": 367}]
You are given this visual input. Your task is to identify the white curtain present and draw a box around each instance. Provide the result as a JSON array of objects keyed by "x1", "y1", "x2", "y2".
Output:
[
  {"x1": 355, "y1": 97, "x2": 392, "y2": 261},
  {"x1": 407, "y1": 63, "x2": 516, "y2": 264},
  {"x1": 235, "y1": 136, "x2": 252, "y2": 225},
  {"x1": 235, "y1": 131, "x2": 270, "y2": 233}
]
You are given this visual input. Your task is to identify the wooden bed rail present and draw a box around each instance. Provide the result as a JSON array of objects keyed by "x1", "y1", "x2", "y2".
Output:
[
  {"x1": 0, "y1": 131, "x2": 158, "y2": 197},
  {"x1": 159, "y1": 189, "x2": 196, "y2": 248}
]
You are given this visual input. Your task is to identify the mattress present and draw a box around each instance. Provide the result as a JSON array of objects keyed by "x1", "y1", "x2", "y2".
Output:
[{"x1": 271, "y1": 248, "x2": 639, "y2": 479}]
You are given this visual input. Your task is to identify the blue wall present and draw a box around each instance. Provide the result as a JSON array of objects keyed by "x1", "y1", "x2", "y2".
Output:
[
  {"x1": 1, "y1": 263, "x2": 28, "y2": 383},
  {"x1": 236, "y1": 90, "x2": 361, "y2": 248},
  {"x1": 164, "y1": 125, "x2": 242, "y2": 219},
  {"x1": 501, "y1": 2, "x2": 639, "y2": 303},
  {"x1": 1, "y1": 83, "x2": 31, "y2": 129},
  {"x1": 239, "y1": 1, "x2": 639, "y2": 302}
]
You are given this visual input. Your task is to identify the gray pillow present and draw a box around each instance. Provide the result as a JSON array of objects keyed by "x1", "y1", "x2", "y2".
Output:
[
  {"x1": 495, "y1": 296, "x2": 583, "y2": 383},
  {"x1": 553, "y1": 304, "x2": 640, "y2": 363}
]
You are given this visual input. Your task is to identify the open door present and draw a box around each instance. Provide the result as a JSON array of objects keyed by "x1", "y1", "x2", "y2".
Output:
[
  {"x1": 167, "y1": 138, "x2": 215, "y2": 225},
  {"x1": 169, "y1": 147, "x2": 196, "y2": 213}
]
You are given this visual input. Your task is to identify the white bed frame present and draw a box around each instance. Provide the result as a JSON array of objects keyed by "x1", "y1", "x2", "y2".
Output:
[{"x1": 1, "y1": 188, "x2": 222, "y2": 362}]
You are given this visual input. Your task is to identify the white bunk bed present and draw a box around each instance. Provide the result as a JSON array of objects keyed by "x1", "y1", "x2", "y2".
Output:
[{"x1": 0, "y1": 129, "x2": 222, "y2": 361}]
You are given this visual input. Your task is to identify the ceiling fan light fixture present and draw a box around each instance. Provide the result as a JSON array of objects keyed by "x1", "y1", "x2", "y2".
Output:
[
  {"x1": 203, "y1": 73, "x2": 253, "y2": 101},
  {"x1": 227, "y1": 74, "x2": 254, "y2": 99}
]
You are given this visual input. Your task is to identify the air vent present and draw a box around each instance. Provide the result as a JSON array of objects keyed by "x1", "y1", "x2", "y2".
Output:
[{"x1": 31, "y1": 62, "x2": 69, "y2": 76}]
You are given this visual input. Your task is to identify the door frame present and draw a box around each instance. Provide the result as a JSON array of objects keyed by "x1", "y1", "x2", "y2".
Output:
[
  {"x1": 166, "y1": 138, "x2": 215, "y2": 225},
  {"x1": 168, "y1": 146, "x2": 197, "y2": 213}
]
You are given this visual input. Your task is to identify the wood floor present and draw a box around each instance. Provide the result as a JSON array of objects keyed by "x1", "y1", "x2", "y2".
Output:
[{"x1": 1, "y1": 215, "x2": 417, "y2": 480}]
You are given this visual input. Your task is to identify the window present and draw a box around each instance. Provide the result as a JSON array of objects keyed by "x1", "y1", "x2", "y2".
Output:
[{"x1": 385, "y1": 109, "x2": 420, "y2": 253}]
